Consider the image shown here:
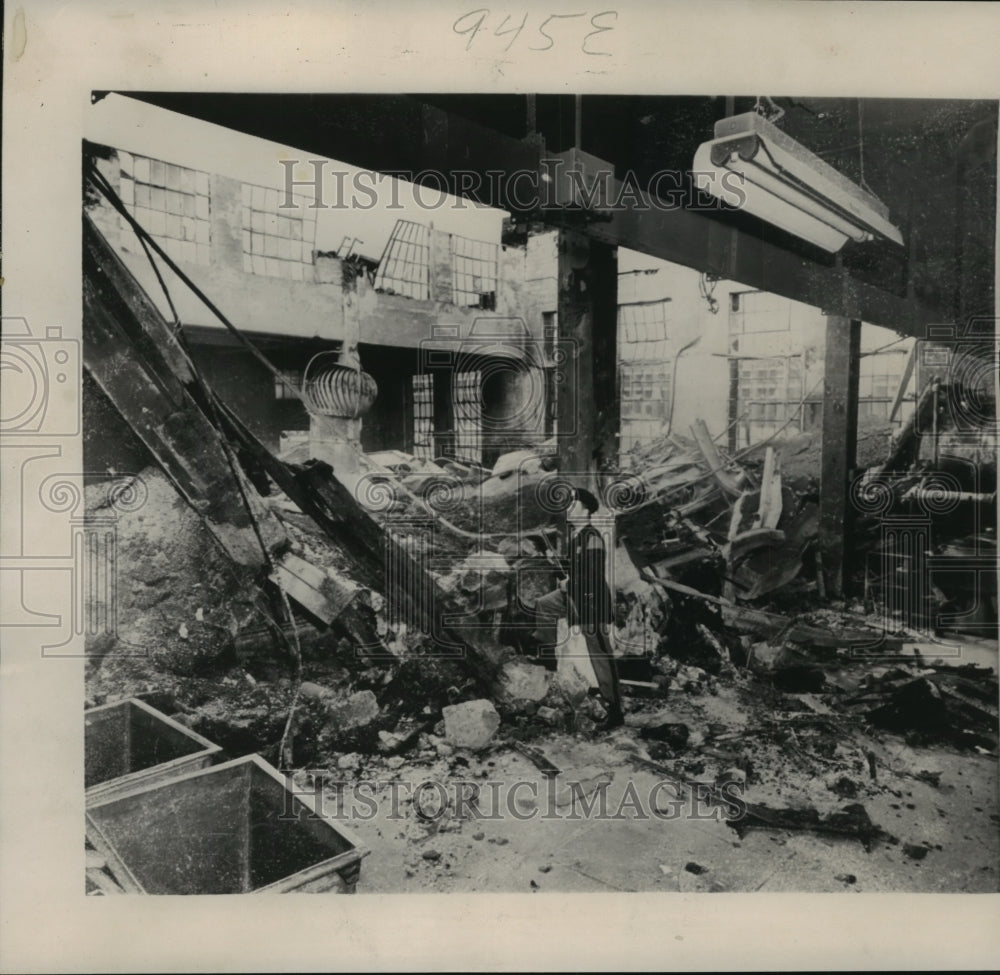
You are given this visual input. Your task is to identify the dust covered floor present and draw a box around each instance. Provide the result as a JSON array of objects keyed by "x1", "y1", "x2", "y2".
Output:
[{"x1": 293, "y1": 675, "x2": 1000, "y2": 894}]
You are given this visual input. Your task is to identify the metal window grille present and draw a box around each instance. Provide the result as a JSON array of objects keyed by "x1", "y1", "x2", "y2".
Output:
[
  {"x1": 451, "y1": 234, "x2": 498, "y2": 308},
  {"x1": 729, "y1": 290, "x2": 793, "y2": 338},
  {"x1": 453, "y1": 370, "x2": 483, "y2": 464},
  {"x1": 618, "y1": 300, "x2": 671, "y2": 362},
  {"x1": 118, "y1": 151, "x2": 212, "y2": 266},
  {"x1": 376, "y1": 220, "x2": 431, "y2": 300},
  {"x1": 412, "y1": 374, "x2": 435, "y2": 460},
  {"x1": 241, "y1": 182, "x2": 317, "y2": 281}
]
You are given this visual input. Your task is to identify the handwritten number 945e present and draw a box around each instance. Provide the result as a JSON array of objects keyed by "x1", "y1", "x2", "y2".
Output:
[{"x1": 453, "y1": 10, "x2": 617, "y2": 55}]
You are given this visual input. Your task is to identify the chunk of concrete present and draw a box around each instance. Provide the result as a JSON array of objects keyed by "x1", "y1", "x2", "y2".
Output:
[
  {"x1": 327, "y1": 689, "x2": 379, "y2": 730},
  {"x1": 500, "y1": 660, "x2": 551, "y2": 703},
  {"x1": 442, "y1": 699, "x2": 501, "y2": 750},
  {"x1": 299, "y1": 681, "x2": 334, "y2": 701},
  {"x1": 551, "y1": 658, "x2": 593, "y2": 705}
]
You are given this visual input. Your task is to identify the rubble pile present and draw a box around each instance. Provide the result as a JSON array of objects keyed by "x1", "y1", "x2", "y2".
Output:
[{"x1": 618, "y1": 429, "x2": 821, "y2": 606}]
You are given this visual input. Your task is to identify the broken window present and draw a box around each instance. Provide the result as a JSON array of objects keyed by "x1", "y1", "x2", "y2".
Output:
[
  {"x1": 241, "y1": 183, "x2": 317, "y2": 281},
  {"x1": 451, "y1": 234, "x2": 498, "y2": 309},
  {"x1": 118, "y1": 151, "x2": 212, "y2": 266},
  {"x1": 618, "y1": 299, "x2": 671, "y2": 361},
  {"x1": 375, "y1": 220, "x2": 431, "y2": 300}
]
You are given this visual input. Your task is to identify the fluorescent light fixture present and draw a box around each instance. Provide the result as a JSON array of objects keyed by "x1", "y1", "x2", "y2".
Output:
[{"x1": 692, "y1": 112, "x2": 904, "y2": 252}]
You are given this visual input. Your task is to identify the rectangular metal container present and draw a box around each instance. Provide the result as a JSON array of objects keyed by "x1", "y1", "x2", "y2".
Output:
[
  {"x1": 85, "y1": 754, "x2": 369, "y2": 893},
  {"x1": 85, "y1": 697, "x2": 222, "y2": 804}
]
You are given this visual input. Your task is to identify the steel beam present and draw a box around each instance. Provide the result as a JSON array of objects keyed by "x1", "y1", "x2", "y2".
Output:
[
  {"x1": 556, "y1": 230, "x2": 619, "y2": 482},
  {"x1": 121, "y1": 93, "x2": 950, "y2": 332},
  {"x1": 819, "y1": 315, "x2": 862, "y2": 597}
]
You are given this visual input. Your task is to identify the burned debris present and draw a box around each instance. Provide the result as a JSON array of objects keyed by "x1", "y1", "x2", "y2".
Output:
[{"x1": 79, "y1": 95, "x2": 997, "y2": 897}]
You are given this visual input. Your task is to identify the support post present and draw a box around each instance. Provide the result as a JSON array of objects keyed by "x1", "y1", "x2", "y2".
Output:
[
  {"x1": 555, "y1": 230, "x2": 619, "y2": 487},
  {"x1": 819, "y1": 315, "x2": 862, "y2": 597}
]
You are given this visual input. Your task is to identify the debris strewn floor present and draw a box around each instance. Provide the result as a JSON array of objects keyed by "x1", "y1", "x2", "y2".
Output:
[{"x1": 85, "y1": 463, "x2": 998, "y2": 893}]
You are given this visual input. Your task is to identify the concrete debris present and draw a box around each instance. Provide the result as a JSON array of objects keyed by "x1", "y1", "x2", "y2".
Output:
[
  {"x1": 326, "y1": 690, "x2": 380, "y2": 731},
  {"x1": 499, "y1": 660, "x2": 551, "y2": 703},
  {"x1": 299, "y1": 681, "x2": 335, "y2": 702},
  {"x1": 903, "y1": 842, "x2": 931, "y2": 860},
  {"x1": 442, "y1": 699, "x2": 501, "y2": 751}
]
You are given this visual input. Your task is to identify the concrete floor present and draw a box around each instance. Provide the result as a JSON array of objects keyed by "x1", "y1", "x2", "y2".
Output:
[{"x1": 329, "y1": 684, "x2": 1000, "y2": 895}]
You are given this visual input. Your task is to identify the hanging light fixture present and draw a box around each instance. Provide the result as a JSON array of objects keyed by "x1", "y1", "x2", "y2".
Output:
[{"x1": 692, "y1": 111, "x2": 903, "y2": 253}]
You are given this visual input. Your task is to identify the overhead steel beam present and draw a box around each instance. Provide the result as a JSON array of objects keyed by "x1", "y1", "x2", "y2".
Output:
[
  {"x1": 540, "y1": 199, "x2": 933, "y2": 335},
  {"x1": 121, "y1": 93, "x2": 942, "y2": 332}
]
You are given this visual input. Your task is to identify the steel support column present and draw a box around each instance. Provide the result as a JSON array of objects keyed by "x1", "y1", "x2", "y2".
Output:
[
  {"x1": 556, "y1": 230, "x2": 619, "y2": 487},
  {"x1": 819, "y1": 315, "x2": 862, "y2": 597}
]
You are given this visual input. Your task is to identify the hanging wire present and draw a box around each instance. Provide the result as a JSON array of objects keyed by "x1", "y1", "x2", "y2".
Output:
[
  {"x1": 857, "y1": 99, "x2": 874, "y2": 195},
  {"x1": 699, "y1": 272, "x2": 720, "y2": 314}
]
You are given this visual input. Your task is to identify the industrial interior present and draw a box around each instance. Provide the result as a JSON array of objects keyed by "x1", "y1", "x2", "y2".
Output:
[{"x1": 81, "y1": 93, "x2": 997, "y2": 895}]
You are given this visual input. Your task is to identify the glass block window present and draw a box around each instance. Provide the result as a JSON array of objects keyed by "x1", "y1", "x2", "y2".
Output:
[
  {"x1": 241, "y1": 183, "x2": 317, "y2": 280},
  {"x1": 619, "y1": 361, "x2": 673, "y2": 453},
  {"x1": 118, "y1": 151, "x2": 212, "y2": 265},
  {"x1": 375, "y1": 220, "x2": 431, "y2": 300},
  {"x1": 736, "y1": 355, "x2": 805, "y2": 446},
  {"x1": 451, "y1": 234, "x2": 498, "y2": 308},
  {"x1": 618, "y1": 300, "x2": 671, "y2": 362}
]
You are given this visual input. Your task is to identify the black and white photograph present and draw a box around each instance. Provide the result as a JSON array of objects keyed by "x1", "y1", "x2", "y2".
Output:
[{"x1": 3, "y1": 2, "x2": 999, "y2": 971}]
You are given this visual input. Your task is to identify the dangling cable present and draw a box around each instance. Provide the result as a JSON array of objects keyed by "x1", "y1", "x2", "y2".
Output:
[
  {"x1": 857, "y1": 99, "x2": 874, "y2": 195},
  {"x1": 699, "y1": 272, "x2": 720, "y2": 315}
]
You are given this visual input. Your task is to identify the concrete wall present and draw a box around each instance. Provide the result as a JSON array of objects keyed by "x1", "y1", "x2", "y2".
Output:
[
  {"x1": 90, "y1": 148, "x2": 545, "y2": 355},
  {"x1": 90, "y1": 154, "x2": 346, "y2": 341}
]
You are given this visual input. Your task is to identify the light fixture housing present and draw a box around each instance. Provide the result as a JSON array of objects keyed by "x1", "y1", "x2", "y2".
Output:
[{"x1": 692, "y1": 112, "x2": 904, "y2": 252}]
